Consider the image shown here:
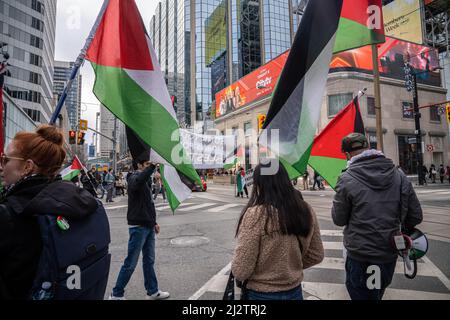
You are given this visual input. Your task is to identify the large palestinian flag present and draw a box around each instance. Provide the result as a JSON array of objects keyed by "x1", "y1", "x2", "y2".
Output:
[
  {"x1": 308, "y1": 97, "x2": 365, "y2": 190},
  {"x1": 334, "y1": 0, "x2": 385, "y2": 54},
  {"x1": 85, "y1": 0, "x2": 201, "y2": 188},
  {"x1": 259, "y1": 0, "x2": 344, "y2": 177}
]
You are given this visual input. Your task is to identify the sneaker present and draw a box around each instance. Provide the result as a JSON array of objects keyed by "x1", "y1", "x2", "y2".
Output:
[
  {"x1": 146, "y1": 290, "x2": 170, "y2": 300},
  {"x1": 109, "y1": 294, "x2": 126, "y2": 300}
]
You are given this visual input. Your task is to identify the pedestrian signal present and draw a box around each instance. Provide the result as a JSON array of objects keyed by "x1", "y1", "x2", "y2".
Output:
[
  {"x1": 77, "y1": 131, "x2": 86, "y2": 145},
  {"x1": 258, "y1": 114, "x2": 266, "y2": 130},
  {"x1": 69, "y1": 130, "x2": 76, "y2": 145},
  {"x1": 446, "y1": 104, "x2": 450, "y2": 124}
]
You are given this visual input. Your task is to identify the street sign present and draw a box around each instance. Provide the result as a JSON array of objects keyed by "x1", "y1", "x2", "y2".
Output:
[
  {"x1": 426, "y1": 144, "x2": 434, "y2": 152},
  {"x1": 79, "y1": 119, "x2": 88, "y2": 131},
  {"x1": 408, "y1": 137, "x2": 417, "y2": 144}
]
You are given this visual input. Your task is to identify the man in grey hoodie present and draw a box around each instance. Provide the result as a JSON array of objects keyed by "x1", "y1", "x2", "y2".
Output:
[{"x1": 332, "y1": 133, "x2": 423, "y2": 300}]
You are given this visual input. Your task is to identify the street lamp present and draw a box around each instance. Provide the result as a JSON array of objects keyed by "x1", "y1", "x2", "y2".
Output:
[{"x1": 404, "y1": 63, "x2": 443, "y2": 186}]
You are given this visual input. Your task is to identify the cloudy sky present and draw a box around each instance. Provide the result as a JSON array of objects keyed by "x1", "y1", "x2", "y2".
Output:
[{"x1": 54, "y1": 0, "x2": 158, "y2": 146}]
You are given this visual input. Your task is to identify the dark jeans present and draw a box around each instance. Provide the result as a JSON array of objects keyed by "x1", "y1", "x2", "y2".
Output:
[
  {"x1": 112, "y1": 226, "x2": 158, "y2": 297},
  {"x1": 106, "y1": 183, "x2": 114, "y2": 202},
  {"x1": 246, "y1": 285, "x2": 303, "y2": 300},
  {"x1": 237, "y1": 186, "x2": 248, "y2": 198},
  {"x1": 345, "y1": 257, "x2": 396, "y2": 300}
]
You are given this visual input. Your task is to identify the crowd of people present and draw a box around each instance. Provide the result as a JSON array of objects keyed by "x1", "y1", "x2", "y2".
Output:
[
  {"x1": 0, "y1": 127, "x2": 425, "y2": 301},
  {"x1": 422, "y1": 164, "x2": 450, "y2": 184}
]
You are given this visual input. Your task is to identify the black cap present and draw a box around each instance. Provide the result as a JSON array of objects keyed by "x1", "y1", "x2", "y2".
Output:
[{"x1": 341, "y1": 133, "x2": 369, "y2": 153}]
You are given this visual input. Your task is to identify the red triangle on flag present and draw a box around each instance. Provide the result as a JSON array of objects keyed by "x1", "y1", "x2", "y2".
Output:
[
  {"x1": 86, "y1": 0, "x2": 153, "y2": 71},
  {"x1": 71, "y1": 156, "x2": 83, "y2": 171},
  {"x1": 311, "y1": 98, "x2": 364, "y2": 160}
]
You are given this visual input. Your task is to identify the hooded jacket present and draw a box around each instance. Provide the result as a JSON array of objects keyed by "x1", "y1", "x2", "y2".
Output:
[
  {"x1": 0, "y1": 175, "x2": 98, "y2": 299},
  {"x1": 331, "y1": 152, "x2": 423, "y2": 263}
]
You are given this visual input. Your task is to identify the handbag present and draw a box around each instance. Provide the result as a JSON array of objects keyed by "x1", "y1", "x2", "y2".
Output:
[{"x1": 222, "y1": 272, "x2": 248, "y2": 300}]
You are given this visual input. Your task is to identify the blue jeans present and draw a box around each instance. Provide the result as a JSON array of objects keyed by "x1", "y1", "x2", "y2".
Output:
[
  {"x1": 246, "y1": 285, "x2": 303, "y2": 300},
  {"x1": 345, "y1": 257, "x2": 396, "y2": 300},
  {"x1": 112, "y1": 226, "x2": 158, "y2": 297}
]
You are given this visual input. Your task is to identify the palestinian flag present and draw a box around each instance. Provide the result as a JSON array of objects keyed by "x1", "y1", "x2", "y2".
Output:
[
  {"x1": 126, "y1": 126, "x2": 193, "y2": 213},
  {"x1": 259, "y1": 0, "x2": 344, "y2": 177},
  {"x1": 60, "y1": 156, "x2": 83, "y2": 181},
  {"x1": 308, "y1": 97, "x2": 365, "y2": 190},
  {"x1": 334, "y1": 0, "x2": 385, "y2": 53},
  {"x1": 86, "y1": 0, "x2": 201, "y2": 187},
  {"x1": 224, "y1": 145, "x2": 244, "y2": 171}
]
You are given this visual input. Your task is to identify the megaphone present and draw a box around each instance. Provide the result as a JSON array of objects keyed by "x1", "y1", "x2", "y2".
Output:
[{"x1": 407, "y1": 228, "x2": 428, "y2": 260}]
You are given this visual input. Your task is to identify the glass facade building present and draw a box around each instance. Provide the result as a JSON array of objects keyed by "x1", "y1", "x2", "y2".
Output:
[
  {"x1": 0, "y1": 0, "x2": 57, "y2": 123},
  {"x1": 149, "y1": 0, "x2": 304, "y2": 129},
  {"x1": 53, "y1": 60, "x2": 82, "y2": 130}
]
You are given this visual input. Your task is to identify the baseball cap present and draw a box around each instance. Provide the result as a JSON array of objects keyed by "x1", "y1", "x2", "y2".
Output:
[{"x1": 341, "y1": 133, "x2": 369, "y2": 153}]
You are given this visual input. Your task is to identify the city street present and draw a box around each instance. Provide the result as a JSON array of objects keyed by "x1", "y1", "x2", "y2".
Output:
[{"x1": 103, "y1": 181, "x2": 450, "y2": 300}]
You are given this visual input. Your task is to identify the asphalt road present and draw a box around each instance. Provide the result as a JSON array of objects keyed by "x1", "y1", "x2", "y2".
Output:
[{"x1": 103, "y1": 181, "x2": 450, "y2": 300}]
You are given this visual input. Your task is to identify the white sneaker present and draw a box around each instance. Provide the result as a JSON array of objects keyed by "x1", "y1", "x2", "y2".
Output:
[
  {"x1": 146, "y1": 290, "x2": 170, "y2": 300},
  {"x1": 109, "y1": 293, "x2": 126, "y2": 300}
]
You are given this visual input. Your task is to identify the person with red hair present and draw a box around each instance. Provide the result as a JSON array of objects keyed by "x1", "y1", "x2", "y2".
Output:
[{"x1": 0, "y1": 125, "x2": 99, "y2": 299}]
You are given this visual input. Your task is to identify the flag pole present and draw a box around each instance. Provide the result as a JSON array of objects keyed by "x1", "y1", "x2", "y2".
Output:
[
  {"x1": 371, "y1": 44, "x2": 384, "y2": 152},
  {"x1": 49, "y1": 0, "x2": 110, "y2": 125}
]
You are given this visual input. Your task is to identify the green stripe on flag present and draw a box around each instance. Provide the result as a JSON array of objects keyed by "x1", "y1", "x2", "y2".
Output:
[
  {"x1": 90, "y1": 62, "x2": 201, "y2": 186},
  {"x1": 334, "y1": 17, "x2": 385, "y2": 54},
  {"x1": 308, "y1": 156, "x2": 348, "y2": 190},
  {"x1": 62, "y1": 169, "x2": 81, "y2": 182}
]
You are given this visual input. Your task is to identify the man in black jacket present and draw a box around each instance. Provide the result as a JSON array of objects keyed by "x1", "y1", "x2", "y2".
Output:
[
  {"x1": 332, "y1": 133, "x2": 423, "y2": 300},
  {"x1": 110, "y1": 159, "x2": 170, "y2": 300}
]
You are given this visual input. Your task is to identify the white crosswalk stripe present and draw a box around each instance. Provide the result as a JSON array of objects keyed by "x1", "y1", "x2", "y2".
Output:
[
  {"x1": 189, "y1": 229, "x2": 450, "y2": 300},
  {"x1": 177, "y1": 203, "x2": 217, "y2": 212},
  {"x1": 207, "y1": 203, "x2": 242, "y2": 212}
]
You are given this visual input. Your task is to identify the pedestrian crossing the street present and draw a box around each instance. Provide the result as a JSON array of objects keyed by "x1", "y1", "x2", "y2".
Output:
[{"x1": 189, "y1": 229, "x2": 450, "y2": 300}]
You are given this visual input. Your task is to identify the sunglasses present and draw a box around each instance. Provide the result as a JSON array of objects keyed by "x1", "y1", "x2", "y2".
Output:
[{"x1": 0, "y1": 154, "x2": 25, "y2": 166}]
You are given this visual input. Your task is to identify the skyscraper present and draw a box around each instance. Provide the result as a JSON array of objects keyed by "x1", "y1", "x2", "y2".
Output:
[
  {"x1": 53, "y1": 60, "x2": 82, "y2": 130},
  {"x1": 149, "y1": 0, "x2": 305, "y2": 130},
  {"x1": 0, "y1": 0, "x2": 57, "y2": 123}
]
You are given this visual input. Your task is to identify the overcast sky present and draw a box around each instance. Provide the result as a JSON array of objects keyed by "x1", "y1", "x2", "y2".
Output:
[{"x1": 54, "y1": 0, "x2": 158, "y2": 147}]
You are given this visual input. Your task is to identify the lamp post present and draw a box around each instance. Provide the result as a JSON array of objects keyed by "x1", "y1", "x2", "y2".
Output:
[{"x1": 404, "y1": 63, "x2": 443, "y2": 186}]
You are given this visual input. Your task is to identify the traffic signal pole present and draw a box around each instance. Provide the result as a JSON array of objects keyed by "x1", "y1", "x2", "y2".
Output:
[{"x1": 412, "y1": 73, "x2": 425, "y2": 186}]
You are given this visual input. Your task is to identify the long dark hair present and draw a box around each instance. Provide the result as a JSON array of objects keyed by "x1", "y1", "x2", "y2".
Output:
[{"x1": 236, "y1": 161, "x2": 312, "y2": 237}]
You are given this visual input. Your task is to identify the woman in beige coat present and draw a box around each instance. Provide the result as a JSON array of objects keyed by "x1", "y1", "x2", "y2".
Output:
[{"x1": 232, "y1": 161, "x2": 324, "y2": 300}]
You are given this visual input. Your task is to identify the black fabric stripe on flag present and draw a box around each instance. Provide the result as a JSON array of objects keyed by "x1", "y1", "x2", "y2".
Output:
[{"x1": 263, "y1": 0, "x2": 343, "y2": 131}]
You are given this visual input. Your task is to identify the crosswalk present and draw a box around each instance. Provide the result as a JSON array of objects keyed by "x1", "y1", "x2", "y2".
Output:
[
  {"x1": 189, "y1": 229, "x2": 450, "y2": 300},
  {"x1": 154, "y1": 201, "x2": 243, "y2": 213},
  {"x1": 415, "y1": 188, "x2": 450, "y2": 196}
]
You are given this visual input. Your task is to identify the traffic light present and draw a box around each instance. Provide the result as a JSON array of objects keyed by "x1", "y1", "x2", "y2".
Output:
[
  {"x1": 447, "y1": 104, "x2": 450, "y2": 125},
  {"x1": 77, "y1": 131, "x2": 86, "y2": 145},
  {"x1": 258, "y1": 114, "x2": 266, "y2": 130},
  {"x1": 69, "y1": 130, "x2": 76, "y2": 144}
]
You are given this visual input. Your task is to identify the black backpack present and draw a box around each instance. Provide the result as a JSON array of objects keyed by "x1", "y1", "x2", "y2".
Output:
[{"x1": 30, "y1": 200, "x2": 111, "y2": 300}]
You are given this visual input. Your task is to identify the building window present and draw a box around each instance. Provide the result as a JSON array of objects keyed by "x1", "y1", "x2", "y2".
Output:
[
  {"x1": 402, "y1": 102, "x2": 414, "y2": 119},
  {"x1": 367, "y1": 97, "x2": 376, "y2": 116},
  {"x1": 244, "y1": 122, "x2": 252, "y2": 136},
  {"x1": 430, "y1": 105, "x2": 441, "y2": 122},
  {"x1": 328, "y1": 93, "x2": 353, "y2": 117},
  {"x1": 367, "y1": 132, "x2": 377, "y2": 150},
  {"x1": 23, "y1": 108, "x2": 42, "y2": 123}
]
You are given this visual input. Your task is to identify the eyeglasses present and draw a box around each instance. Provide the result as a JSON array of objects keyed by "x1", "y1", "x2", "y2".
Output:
[{"x1": 0, "y1": 154, "x2": 25, "y2": 166}]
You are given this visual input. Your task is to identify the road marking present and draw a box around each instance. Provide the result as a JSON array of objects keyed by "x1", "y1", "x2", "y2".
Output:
[
  {"x1": 312, "y1": 257, "x2": 435, "y2": 277},
  {"x1": 207, "y1": 203, "x2": 242, "y2": 212},
  {"x1": 156, "y1": 202, "x2": 194, "y2": 211},
  {"x1": 323, "y1": 241, "x2": 343, "y2": 250},
  {"x1": 177, "y1": 203, "x2": 216, "y2": 212},
  {"x1": 189, "y1": 263, "x2": 231, "y2": 300},
  {"x1": 302, "y1": 282, "x2": 450, "y2": 300},
  {"x1": 105, "y1": 205, "x2": 128, "y2": 210},
  {"x1": 422, "y1": 256, "x2": 450, "y2": 292},
  {"x1": 320, "y1": 230, "x2": 343, "y2": 236}
]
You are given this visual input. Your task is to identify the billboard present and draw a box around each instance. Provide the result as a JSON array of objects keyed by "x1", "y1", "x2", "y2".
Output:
[
  {"x1": 330, "y1": 37, "x2": 441, "y2": 86},
  {"x1": 383, "y1": 0, "x2": 423, "y2": 44},
  {"x1": 215, "y1": 51, "x2": 289, "y2": 118},
  {"x1": 215, "y1": 37, "x2": 441, "y2": 119},
  {"x1": 205, "y1": 0, "x2": 227, "y2": 66}
]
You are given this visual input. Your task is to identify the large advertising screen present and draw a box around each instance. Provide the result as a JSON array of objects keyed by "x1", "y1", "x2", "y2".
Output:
[
  {"x1": 330, "y1": 37, "x2": 441, "y2": 86},
  {"x1": 215, "y1": 37, "x2": 440, "y2": 119},
  {"x1": 215, "y1": 51, "x2": 289, "y2": 118},
  {"x1": 383, "y1": 0, "x2": 423, "y2": 44},
  {"x1": 205, "y1": 0, "x2": 227, "y2": 66}
]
